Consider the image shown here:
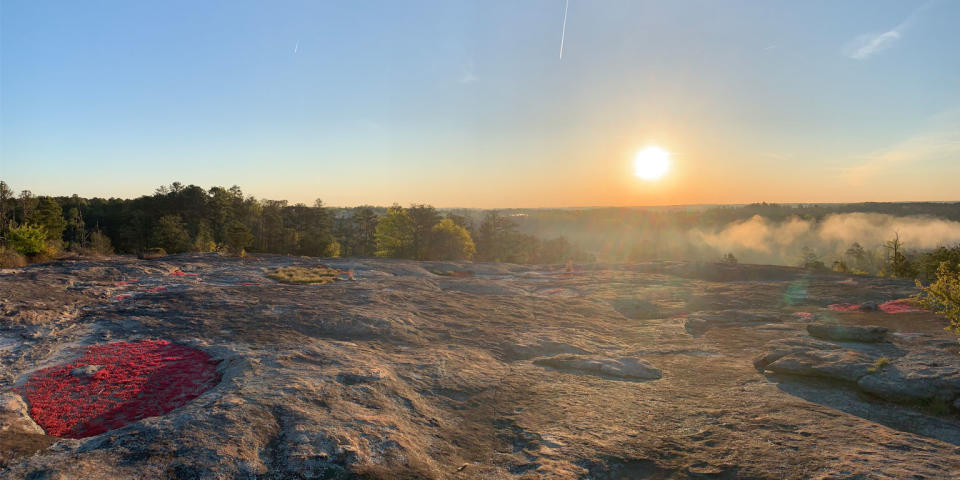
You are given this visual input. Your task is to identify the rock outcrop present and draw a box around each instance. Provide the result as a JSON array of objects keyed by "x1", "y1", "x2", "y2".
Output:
[
  {"x1": 1, "y1": 255, "x2": 957, "y2": 478},
  {"x1": 806, "y1": 323, "x2": 888, "y2": 343},
  {"x1": 533, "y1": 355, "x2": 662, "y2": 380},
  {"x1": 756, "y1": 331, "x2": 960, "y2": 411}
]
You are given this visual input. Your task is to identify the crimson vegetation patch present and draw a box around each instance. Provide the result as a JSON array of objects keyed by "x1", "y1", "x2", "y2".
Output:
[{"x1": 18, "y1": 340, "x2": 220, "y2": 438}]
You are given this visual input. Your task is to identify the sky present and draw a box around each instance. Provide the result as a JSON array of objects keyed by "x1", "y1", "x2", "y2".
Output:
[{"x1": 1, "y1": 0, "x2": 959, "y2": 208}]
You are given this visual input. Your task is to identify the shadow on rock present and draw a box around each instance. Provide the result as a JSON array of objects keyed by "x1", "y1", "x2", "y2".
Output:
[{"x1": 766, "y1": 373, "x2": 960, "y2": 446}]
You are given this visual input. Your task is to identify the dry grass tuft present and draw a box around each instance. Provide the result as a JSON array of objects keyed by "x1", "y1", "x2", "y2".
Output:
[
  {"x1": 138, "y1": 248, "x2": 167, "y2": 260},
  {"x1": 0, "y1": 247, "x2": 27, "y2": 269},
  {"x1": 267, "y1": 265, "x2": 342, "y2": 285}
]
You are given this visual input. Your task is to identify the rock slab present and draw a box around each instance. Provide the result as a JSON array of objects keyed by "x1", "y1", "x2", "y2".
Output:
[{"x1": 533, "y1": 355, "x2": 662, "y2": 380}]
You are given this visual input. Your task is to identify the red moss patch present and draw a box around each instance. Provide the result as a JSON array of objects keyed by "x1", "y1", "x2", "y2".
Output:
[
  {"x1": 827, "y1": 303, "x2": 861, "y2": 312},
  {"x1": 171, "y1": 270, "x2": 198, "y2": 277},
  {"x1": 17, "y1": 340, "x2": 220, "y2": 439},
  {"x1": 828, "y1": 300, "x2": 926, "y2": 314},
  {"x1": 878, "y1": 299, "x2": 925, "y2": 314}
]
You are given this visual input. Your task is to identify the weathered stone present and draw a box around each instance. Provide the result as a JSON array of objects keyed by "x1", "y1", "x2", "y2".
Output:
[
  {"x1": 859, "y1": 301, "x2": 879, "y2": 312},
  {"x1": 686, "y1": 310, "x2": 782, "y2": 335},
  {"x1": 533, "y1": 355, "x2": 662, "y2": 380},
  {"x1": 610, "y1": 298, "x2": 662, "y2": 320},
  {"x1": 2, "y1": 254, "x2": 957, "y2": 479},
  {"x1": 0, "y1": 393, "x2": 45, "y2": 435},
  {"x1": 857, "y1": 351, "x2": 960, "y2": 404},
  {"x1": 765, "y1": 349, "x2": 875, "y2": 383},
  {"x1": 69, "y1": 365, "x2": 103, "y2": 378},
  {"x1": 752, "y1": 336, "x2": 842, "y2": 372},
  {"x1": 504, "y1": 339, "x2": 591, "y2": 360},
  {"x1": 807, "y1": 323, "x2": 888, "y2": 343}
]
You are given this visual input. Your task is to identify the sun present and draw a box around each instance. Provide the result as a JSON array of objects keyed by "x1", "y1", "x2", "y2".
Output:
[{"x1": 634, "y1": 146, "x2": 670, "y2": 180}]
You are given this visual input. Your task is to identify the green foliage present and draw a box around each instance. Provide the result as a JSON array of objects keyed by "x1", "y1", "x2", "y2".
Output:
[
  {"x1": 375, "y1": 205, "x2": 416, "y2": 258},
  {"x1": 0, "y1": 181, "x2": 13, "y2": 235},
  {"x1": 916, "y1": 262, "x2": 960, "y2": 342},
  {"x1": 335, "y1": 206, "x2": 378, "y2": 256},
  {"x1": 292, "y1": 200, "x2": 337, "y2": 257},
  {"x1": 224, "y1": 221, "x2": 253, "y2": 257},
  {"x1": 325, "y1": 239, "x2": 341, "y2": 258},
  {"x1": 0, "y1": 181, "x2": 589, "y2": 265},
  {"x1": 87, "y1": 230, "x2": 114, "y2": 256},
  {"x1": 798, "y1": 246, "x2": 826, "y2": 270},
  {"x1": 18, "y1": 190, "x2": 38, "y2": 223},
  {"x1": 429, "y1": 218, "x2": 475, "y2": 260},
  {"x1": 407, "y1": 204, "x2": 441, "y2": 260},
  {"x1": 152, "y1": 215, "x2": 191, "y2": 253},
  {"x1": 832, "y1": 260, "x2": 849, "y2": 273},
  {"x1": 31, "y1": 197, "x2": 66, "y2": 245},
  {"x1": 65, "y1": 207, "x2": 86, "y2": 250},
  {"x1": 191, "y1": 222, "x2": 217, "y2": 253},
  {"x1": 916, "y1": 244, "x2": 960, "y2": 283},
  {"x1": 7, "y1": 223, "x2": 49, "y2": 256},
  {"x1": 841, "y1": 241, "x2": 883, "y2": 275},
  {"x1": 537, "y1": 236, "x2": 591, "y2": 264},
  {"x1": 844, "y1": 242, "x2": 867, "y2": 271},
  {"x1": 475, "y1": 211, "x2": 517, "y2": 262}
]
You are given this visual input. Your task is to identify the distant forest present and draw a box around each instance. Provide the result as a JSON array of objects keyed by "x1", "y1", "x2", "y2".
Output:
[
  {"x1": 0, "y1": 181, "x2": 590, "y2": 265},
  {"x1": 1, "y1": 180, "x2": 959, "y2": 282}
]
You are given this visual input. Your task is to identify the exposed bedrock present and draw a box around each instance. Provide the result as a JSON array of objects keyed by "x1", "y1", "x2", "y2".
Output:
[
  {"x1": 755, "y1": 330, "x2": 960, "y2": 410},
  {"x1": 532, "y1": 354, "x2": 663, "y2": 381},
  {"x1": 685, "y1": 309, "x2": 783, "y2": 336},
  {"x1": 806, "y1": 323, "x2": 889, "y2": 343},
  {"x1": 2, "y1": 254, "x2": 958, "y2": 478}
]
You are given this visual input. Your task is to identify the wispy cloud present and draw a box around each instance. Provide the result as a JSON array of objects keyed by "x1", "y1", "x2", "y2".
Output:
[
  {"x1": 842, "y1": 1, "x2": 934, "y2": 60},
  {"x1": 842, "y1": 109, "x2": 960, "y2": 186},
  {"x1": 458, "y1": 61, "x2": 478, "y2": 84}
]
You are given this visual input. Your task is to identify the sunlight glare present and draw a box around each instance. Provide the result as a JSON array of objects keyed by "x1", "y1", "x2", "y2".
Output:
[{"x1": 634, "y1": 146, "x2": 670, "y2": 180}]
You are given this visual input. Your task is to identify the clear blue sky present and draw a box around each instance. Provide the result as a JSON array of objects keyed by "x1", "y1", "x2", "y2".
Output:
[{"x1": 2, "y1": 0, "x2": 958, "y2": 207}]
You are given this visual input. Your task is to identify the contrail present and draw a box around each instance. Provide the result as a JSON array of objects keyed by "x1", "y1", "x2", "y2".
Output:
[{"x1": 559, "y1": 0, "x2": 569, "y2": 60}]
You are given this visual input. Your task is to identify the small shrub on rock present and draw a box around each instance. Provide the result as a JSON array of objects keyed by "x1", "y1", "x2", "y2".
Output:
[
  {"x1": 6, "y1": 224, "x2": 48, "y2": 256},
  {"x1": 82, "y1": 230, "x2": 114, "y2": 256},
  {"x1": 917, "y1": 261, "x2": 960, "y2": 344},
  {"x1": 267, "y1": 265, "x2": 341, "y2": 285}
]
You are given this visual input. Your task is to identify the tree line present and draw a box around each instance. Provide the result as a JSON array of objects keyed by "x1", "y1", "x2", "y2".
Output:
[
  {"x1": 782, "y1": 233, "x2": 960, "y2": 284},
  {"x1": 0, "y1": 181, "x2": 591, "y2": 266}
]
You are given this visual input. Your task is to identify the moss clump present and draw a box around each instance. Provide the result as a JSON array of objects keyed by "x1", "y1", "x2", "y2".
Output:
[
  {"x1": 866, "y1": 357, "x2": 890, "y2": 374},
  {"x1": 267, "y1": 265, "x2": 341, "y2": 285}
]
